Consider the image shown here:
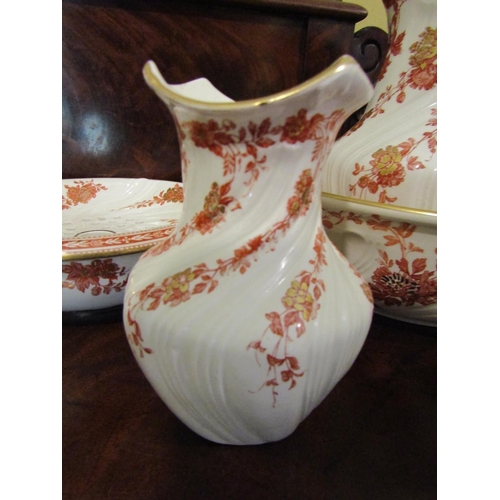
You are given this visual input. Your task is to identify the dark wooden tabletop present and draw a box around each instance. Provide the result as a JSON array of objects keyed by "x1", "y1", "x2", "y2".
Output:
[{"x1": 63, "y1": 312, "x2": 436, "y2": 499}]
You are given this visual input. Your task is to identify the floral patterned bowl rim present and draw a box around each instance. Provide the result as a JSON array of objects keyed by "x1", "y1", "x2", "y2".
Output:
[
  {"x1": 62, "y1": 178, "x2": 184, "y2": 261},
  {"x1": 322, "y1": 189, "x2": 437, "y2": 326}
]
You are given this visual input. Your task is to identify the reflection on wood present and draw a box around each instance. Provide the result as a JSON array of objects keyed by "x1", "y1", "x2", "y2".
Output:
[{"x1": 62, "y1": 0, "x2": 386, "y2": 182}]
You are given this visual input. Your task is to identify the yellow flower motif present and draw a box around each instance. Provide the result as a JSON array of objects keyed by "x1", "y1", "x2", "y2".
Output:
[
  {"x1": 409, "y1": 27, "x2": 437, "y2": 69},
  {"x1": 204, "y1": 183, "x2": 223, "y2": 215},
  {"x1": 173, "y1": 268, "x2": 195, "y2": 292},
  {"x1": 282, "y1": 280, "x2": 314, "y2": 321},
  {"x1": 370, "y1": 146, "x2": 402, "y2": 176},
  {"x1": 164, "y1": 268, "x2": 195, "y2": 302}
]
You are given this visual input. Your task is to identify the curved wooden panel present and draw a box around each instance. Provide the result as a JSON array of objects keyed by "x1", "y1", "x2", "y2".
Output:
[{"x1": 350, "y1": 25, "x2": 389, "y2": 85}]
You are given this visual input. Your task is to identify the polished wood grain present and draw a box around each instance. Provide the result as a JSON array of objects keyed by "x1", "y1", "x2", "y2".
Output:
[
  {"x1": 63, "y1": 313, "x2": 436, "y2": 499},
  {"x1": 63, "y1": 2, "x2": 301, "y2": 181},
  {"x1": 303, "y1": 16, "x2": 357, "y2": 79},
  {"x1": 198, "y1": 0, "x2": 369, "y2": 18},
  {"x1": 62, "y1": 0, "x2": 384, "y2": 182}
]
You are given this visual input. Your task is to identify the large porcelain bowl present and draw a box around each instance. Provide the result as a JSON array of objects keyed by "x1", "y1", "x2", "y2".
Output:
[
  {"x1": 322, "y1": 192, "x2": 436, "y2": 326},
  {"x1": 62, "y1": 178, "x2": 183, "y2": 312}
]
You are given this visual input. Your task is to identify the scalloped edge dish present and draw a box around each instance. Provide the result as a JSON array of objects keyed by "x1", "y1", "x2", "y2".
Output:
[
  {"x1": 62, "y1": 178, "x2": 184, "y2": 260},
  {"x1": 62, "y1": 178, "x2": 183, "y2": 313}
]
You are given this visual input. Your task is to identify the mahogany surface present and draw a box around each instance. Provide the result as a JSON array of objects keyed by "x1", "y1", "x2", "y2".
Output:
[
  {"x1": 63, "y1": 314, "x2": 437, "y2": 499},
  {"x1": 62, "y1": 0, "x2": 386, "y2": 182}
]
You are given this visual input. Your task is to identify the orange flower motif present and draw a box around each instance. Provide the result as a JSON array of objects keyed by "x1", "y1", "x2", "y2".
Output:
[
  {"x1": 280, "y1": 109, "x2": 324, "y2": 144},
  {"x1": 187, "y1": 119, "x2": 236, "y2": 157},
  {"x1": 408, "y1": 63, "x2": 437, "y2": 91},
  {"x1": 408, "y1": 27, "x2": 437, "y2": 91},
  {"x1": 203, "y1": 183, "x2": 224, "y2": 214},
  {"x1": 189, "y1": 119, "x2": 217, "y2": 148},
  {"x1": 295, "y1": 169, "x2": 313, "y2": 198},
  {"x1": 123, "y1": 184, "x2": 184, "y2": 209},
  {"x1": 159, "y1": 184, "x2": 184, "y2": 203},
  {"x1": 231, "y1": 236, "x2": 264, "y2": 274},
  {"x1": 194, "y1": 211, "x2": 217, "y2": 234},
  {"x1": 409, "y1": 27, "x2": 437, "y2": 67},
  {"x1": 369, "y1": 146, "x2": 406, "y2": 187},
  {"x1": 313, "y1": 230, "x2": 328, "y2": 267},
  {"x1": 62, "y1": 180, "x2": 107, "y2": 209},
  {"x1": 286, "y1": 169, "x2": 314, "y2": 218},
  {"x1": 282, "y1": 280, "x2": 317, "y2": 321},
  {"x1": 66, "y1": 184, "x2": 96, "y2": 204},
  {"x1": 194, "y1": 182, "x2": 229, "y2": 234},
  {"x1": 233, "y1": 235, "x2": 263, "y2": 260},
  {"x1": 286, "y1": 195, "x2": 305, "y2": 218}
]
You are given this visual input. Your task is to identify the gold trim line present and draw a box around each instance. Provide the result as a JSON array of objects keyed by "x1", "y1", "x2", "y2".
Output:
[
  {"x1": 143, "y1": 55, "x2": 368, "y2": 110},
  {"x1": 62, "y1": 245, "x2": 151, "y2": 262},
  {"x1": 321, "y1": 191, "x2": 437, "y2": 218}
]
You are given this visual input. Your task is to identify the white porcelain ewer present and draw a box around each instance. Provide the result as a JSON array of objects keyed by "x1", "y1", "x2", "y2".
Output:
[{"x1": 123, "y1": 55, "x2": 374, "y2": 445}]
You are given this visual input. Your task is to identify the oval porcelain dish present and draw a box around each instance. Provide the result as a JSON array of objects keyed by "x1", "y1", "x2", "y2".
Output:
[
  {"x1": 62, "y1": 178, "x2": 183, "y2": 312},
  {"x1": 322, "y1": 192, "x2": 436, "y2": 326}
]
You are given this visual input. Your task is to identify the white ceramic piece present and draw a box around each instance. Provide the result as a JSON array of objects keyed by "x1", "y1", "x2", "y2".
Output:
[
  {"x1": 322, "y1": 0, "x2": 437, "y2": 212},
  {"x1": 123, "y1": 55, "x2": 375, "y2": 445},
  {"x1": 322, "y1": 193, "x2": 436, "y2": 326},
  {"x1": 62, "y1": 178, "x2": 183, "y2": 312}
]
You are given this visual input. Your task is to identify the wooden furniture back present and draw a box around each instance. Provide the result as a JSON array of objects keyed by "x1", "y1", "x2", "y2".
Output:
[{"x1": 62, "y1": 0, "x2": 387, "y2": 182}]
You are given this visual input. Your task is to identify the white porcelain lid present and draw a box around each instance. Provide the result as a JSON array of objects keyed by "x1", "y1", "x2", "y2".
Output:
[{"x1": 62, "y1": 178, "x2": 183, "y2": 260}]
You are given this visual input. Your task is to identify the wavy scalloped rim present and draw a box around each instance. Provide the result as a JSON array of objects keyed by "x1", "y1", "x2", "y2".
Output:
[{"x1": 62, "y1": 178, "x2": 183, "y2": 260}]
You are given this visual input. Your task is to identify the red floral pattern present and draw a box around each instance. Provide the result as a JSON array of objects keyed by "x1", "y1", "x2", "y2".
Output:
[
  {"x1": 323, "y1": 211, "x2": 437, "y2": 307},
  {"x1": 193, "y1": 181, "x2": 239, "y2": 234},
  {"x1": 341, "y1": 1, "x2": 437, "y2": 206},
  {"x1": 62, "y1": 258, "x2": 128, "y2": 296},
  {"x1": 62, "y1": 225, "x2": 178, "y2": 253},
  {"x1": 182, "y1": 116, "x2": 278, "y2": 192},
  {"x1": 247, "y1": 229, "x2": 327, "y2": 406},
  {"x1": 126, "y1": 310, "x2": 152, "y2": 358},
  {"x1": 123, "y1": 184, "x2": 184, "y2": 208},
  {"x1": 62, "y1": 180, "x2": 107, "y2": 210},
  {"x1": 287, "y1": 169, "x2": 314, "y2": 218},
  {"x1": 141, "y1": 109, "x2": 344, "y2": 260},
  {"x1": 347, "y1": 0, "x2": 437, "y2": 135},
  {"x1": 280, "y1": 109, "x2": 325, "y2": 144},
  {"x1": 367, "y1": 215, "x2": 436, "y2": 306},
  {"x1": 126, "y1": 108, "x2": 346, "y2": 376},
  {"x1": 348, "y1": 108, "x2": 437, "y2": 204},
  {"x1": 407, "y1": 27, "x2": 438, "y2": 91},
  {"x1": 128, "y1": 166, "x2": 317, "y2": 355},
  {"x1": 378, "y1": 0, "x2": 409, "y2": 82}
]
